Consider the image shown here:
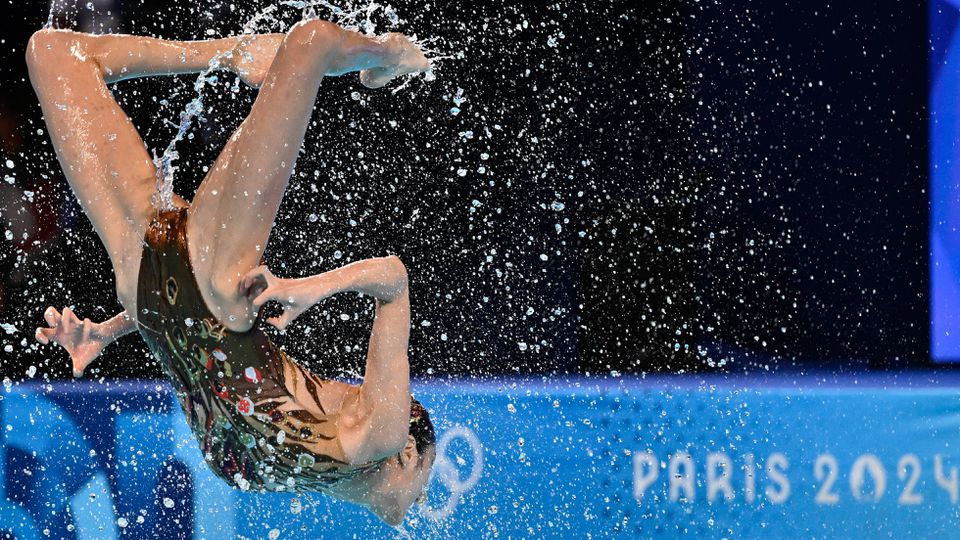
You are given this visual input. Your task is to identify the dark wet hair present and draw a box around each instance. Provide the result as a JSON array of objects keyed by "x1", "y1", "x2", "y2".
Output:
[{"x1": 409, "y1": 398, "x2": 435, "y2": 459}]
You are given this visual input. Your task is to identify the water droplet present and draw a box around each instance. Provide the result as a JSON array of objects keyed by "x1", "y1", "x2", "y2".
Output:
[
  {"x1": 298, "y1": 454, "x2": 315, "y2": 468},
  {"x1": 162, "y1": 497, "x2": 175, "y2": 508}
]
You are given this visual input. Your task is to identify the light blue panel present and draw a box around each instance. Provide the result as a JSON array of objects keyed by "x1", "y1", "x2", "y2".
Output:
[
  {"x1": 69, "y1": 472, "x2": 119, "y2": 540},
  {"x1": 1, "y1": 377, "x2": 959, "y2": 538}
]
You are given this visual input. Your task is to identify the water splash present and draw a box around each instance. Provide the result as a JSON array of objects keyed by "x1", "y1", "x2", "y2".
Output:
[
  {"x1": 150, "y1": 0, "x2": 439, "y2": 210},
  {"x1": 150, "y1": 52, "x2": 232, "y2": 210}
]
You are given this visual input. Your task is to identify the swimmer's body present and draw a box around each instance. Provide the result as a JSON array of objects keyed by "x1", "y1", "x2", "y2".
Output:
[{"x1": 25, "y1": 20, "x2": 434, "y2": 525}]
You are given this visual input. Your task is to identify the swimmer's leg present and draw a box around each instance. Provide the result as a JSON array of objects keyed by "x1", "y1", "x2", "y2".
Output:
[
  {"x1": 24, "y1": 29, "x2": 251, "y2": 311},
  {"x1": 187, "y1": 20, "x2": 426, "y2": 330}
]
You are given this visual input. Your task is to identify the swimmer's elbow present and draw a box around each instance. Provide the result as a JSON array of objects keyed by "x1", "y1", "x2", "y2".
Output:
[{"x1": 341, "y1": 405, "x2": 408, "y2": 465}]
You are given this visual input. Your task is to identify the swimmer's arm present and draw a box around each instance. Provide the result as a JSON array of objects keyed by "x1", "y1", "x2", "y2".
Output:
[
  {"x1": 335, "y1": 257, "x2": 411, "y2": 464},
  {"x1": 95, "y1": 310, "x2": 138, "y2": 343},
  {"x1": 35, "y1": 307, "x2": 136, "y2": 377},
  {"x1": 241, "y1": 257, "x2": 411, "y2": 462}
]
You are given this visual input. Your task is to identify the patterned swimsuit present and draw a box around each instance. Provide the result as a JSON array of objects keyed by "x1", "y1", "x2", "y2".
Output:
[{"x1": 135, "y1": 208, "x2": 382, "y2": 493}]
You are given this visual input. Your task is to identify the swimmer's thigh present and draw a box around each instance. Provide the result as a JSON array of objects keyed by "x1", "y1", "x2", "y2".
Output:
[{"x1": 27, "y1": 30, "x2": 158, "y2": 310}]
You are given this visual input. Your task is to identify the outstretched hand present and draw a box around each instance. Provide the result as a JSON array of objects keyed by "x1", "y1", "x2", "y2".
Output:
[
  {"x1": 35, "y1": 306, "x2": 106, "y2": 378},
  {"x1": 240, "y1": 265, "x2": 336, "y2": 331}
]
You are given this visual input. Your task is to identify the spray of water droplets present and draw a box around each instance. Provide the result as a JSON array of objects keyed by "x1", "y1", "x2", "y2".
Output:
[{"x1": 150, "y1": 0, "x2": 442, "y2": 210}]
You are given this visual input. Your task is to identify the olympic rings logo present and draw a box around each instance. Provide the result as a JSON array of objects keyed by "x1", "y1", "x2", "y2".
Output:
[{"x1": 421, "y1": 425, "x2": 484, "y2": 520}]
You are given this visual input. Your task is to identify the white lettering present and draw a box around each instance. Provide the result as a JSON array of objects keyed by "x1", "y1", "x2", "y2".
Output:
[
  {"x1": 707, "y1": 452, "x2": 734, "y2": 502},
  {"x1": 765, "y1": 453, "x2": 790, "y2": 504},
  {"x1": 897, "y1": 454, "x2": 923, "y2": 505},
  {"x1": 668, "y1": 452, "x2": 695, "y2": 502},
  {"x1": 744, "y1": 453, "x2": 756, "y2": 503},
  {"x1": 633, "y1": 452, "x2": 659, "y2": 502},
  {"x1": 935, "y1": 454, "x2": 958, "y2": 504},
  {"x1": 814, "y1": 453, "x2": 840, "y2": 505},
  {"x1": 849, "y1": 454, "x2": 886, "y2": 502}
]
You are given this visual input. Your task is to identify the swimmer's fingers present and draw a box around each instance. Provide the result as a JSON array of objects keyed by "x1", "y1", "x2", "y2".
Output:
[
  {"x1": 38, "y1": 306, "x2": 62, "y2": 344},
  {"x1": 265, "y1": 315, "x2": 286, "y2": 331},
  {"x1": 251, "y1": 290, "x2": 279, "y2": 311},
  {"x1": 35, "y1": 326, "x2": 53, "y2": 345},
  {"x1": 81, "y1": 318, "x2": 93, "y2": 343},
  {"x1": 61, "y1": 306, "x2": 81, "y2": 329},
  {"x1": 266, "y1": 309, "x2": 299, "y2": 331},
  {"x1": 240, "y1": 265, "x2": 275, "y2": 302},
  {"x1": 43, "y1": 306, "x2": 62, "y2": 328}
]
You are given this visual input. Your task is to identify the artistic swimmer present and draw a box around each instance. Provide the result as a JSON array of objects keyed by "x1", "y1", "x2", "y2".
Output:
[{"x1": 26, "y1": 18, "x2": 434, "y2": 525}]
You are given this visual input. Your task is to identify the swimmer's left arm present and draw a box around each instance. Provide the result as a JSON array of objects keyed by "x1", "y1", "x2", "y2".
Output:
[
  {"x1": 96, "y1": 310, "x2": 138, "y2": 342},
  {"x1": 35, "y1": 307, "x2": 136, "y2": 377}
]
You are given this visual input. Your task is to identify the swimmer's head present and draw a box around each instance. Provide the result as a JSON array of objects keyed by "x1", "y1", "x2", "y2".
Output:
[{"x1": 366, "y1": 399, "x2": 436, "y2": 526}]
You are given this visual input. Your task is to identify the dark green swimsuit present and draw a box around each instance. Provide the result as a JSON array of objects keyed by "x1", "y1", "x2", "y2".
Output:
[{"x1": 136, "y1": 208, "x2": 380, "y2": 493}]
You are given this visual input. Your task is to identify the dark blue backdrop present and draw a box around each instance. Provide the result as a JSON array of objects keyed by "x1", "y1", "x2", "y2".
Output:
[{"x1": 931, "y1": 0, "x2": 960, "y2": 361}]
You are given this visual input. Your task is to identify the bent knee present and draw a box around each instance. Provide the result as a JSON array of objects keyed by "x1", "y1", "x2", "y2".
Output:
[
  {"x1": 26, "y1": 29, "x2": 84, "y2": 78},
  {"x1": 286, "y1": 19, "x2": 343, "y2": 51}
]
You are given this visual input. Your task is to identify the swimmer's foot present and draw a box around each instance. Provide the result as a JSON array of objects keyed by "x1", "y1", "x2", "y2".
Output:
[{"x1": 360, "y1": 33, "x2": 431, "y2": 89}]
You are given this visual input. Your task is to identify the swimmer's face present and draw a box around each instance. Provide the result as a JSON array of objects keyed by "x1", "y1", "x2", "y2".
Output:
[
  {"x1": 381, "y1": 437, "x2": 437, "y2": 525},
  {"x1": 396, "y1": 443, "x2": 436, "y2": 514},
  {"x1": 371, "y1": 438, "x2": 436, "y2": 526}
]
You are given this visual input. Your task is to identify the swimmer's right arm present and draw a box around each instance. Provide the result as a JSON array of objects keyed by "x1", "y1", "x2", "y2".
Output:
[
  {"x1": 35, "y1": 307, "x2": 136, "y2": 377},
  {"x1": 240, "y1": 257, "x2": 408, "y2": 330},
  {"x1": 240, "y1": 257, "x2": 411, "y2": 463}
]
